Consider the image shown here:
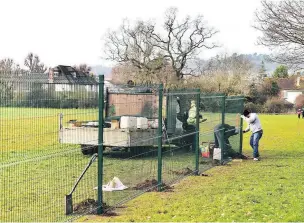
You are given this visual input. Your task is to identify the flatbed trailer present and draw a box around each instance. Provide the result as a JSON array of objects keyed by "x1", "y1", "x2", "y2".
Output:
[{"x1": 59, "y1": 125, "x2": 158, "y2": 155}]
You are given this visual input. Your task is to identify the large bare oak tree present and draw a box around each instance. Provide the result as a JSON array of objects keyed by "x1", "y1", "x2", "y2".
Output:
[{"x1": 104, "y1": 7, "x2": 218, "y2": 81}]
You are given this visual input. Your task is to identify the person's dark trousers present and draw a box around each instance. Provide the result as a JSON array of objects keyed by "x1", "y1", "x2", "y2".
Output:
[
  {"x1": 189, "y1": 125, "x2": 196, "y2": 151},
  {"x1": 250, "y1": 130, "x2": 263, "y2": 158},
  {"x1": 298, "y1": 114, "x2": 301, "y2": 119},
  {"x1": 214, "y1": 130, "x2": 222, "y2": 150},
  {"x1": 214, "y1": 130, "x2": 237, "y2": 159},
  {"x1": 183, "y1": 124, "x2": 196, "y2": 151},
  {"x1": 214, "y1": 129, "x2": 228, "y2": 158}
]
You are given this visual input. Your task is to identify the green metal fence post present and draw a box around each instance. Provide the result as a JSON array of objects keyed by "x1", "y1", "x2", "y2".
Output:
[
  {"x1": 97, "y1": 75, "x2": 104, "y2": 214},
  {"x1": 157, "y1": 84, "x2": 164, "y2": 191},
  {"x1": 220, "y1": 95, "x2": 226, "y2": 162},
  {"x1": 195, "y1": 89, "x2": 201, "y2": 175},
  {"x1": 239, "y1": 96, "x2": 245, "y2": 154}
]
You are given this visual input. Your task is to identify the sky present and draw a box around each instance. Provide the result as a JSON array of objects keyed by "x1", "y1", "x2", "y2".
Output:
[{"x1": 0, "y1": 0, "x2": 268, "y2": 68}]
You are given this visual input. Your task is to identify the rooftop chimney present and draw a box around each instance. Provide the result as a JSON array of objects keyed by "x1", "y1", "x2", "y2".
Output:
[
  {"x1": 296, "y1": 76, "x2": 300, "y2": 87},
  {"x1": 48, "y1": 68, "x2": 54, "y2": 83}
]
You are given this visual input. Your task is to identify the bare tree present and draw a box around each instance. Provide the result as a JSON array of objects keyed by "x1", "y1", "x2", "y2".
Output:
[
  {"x1": 192, "y1": 53, "x2": 253, "y2": 94},
  {"x1": 104, "y1": 19, "x2": 167, "y2": 77},
  {"x1": 73, "y1": 64, "x2": 92, "y2": 74},
  {"x1": 203, "y1": 53, "x2": 253, "y2": 76},
  {"x1": 24, "y1": 53, "x2": 47, "y2": 73},
  {"x1": 0, "y1": 58, "x2": 22, "y2": 74},
  {"x1": 111, "y1": 61, "x2": 177, "y2": 88},
  {"x1": 0, "y1": 58, "x2": 21, "y2": 103},
  {"x1": 254, "y1": 0, "x2": 304, "y2": 69},
  {"x1": 104, "y1": 7, "x2": 218, "y2": 80},
  {"x1": 0, "y1": 58, "x2": 15, "y2": 73},
  {"x1": 111, "y1": 62, "x2": 137, "y2": 84}
]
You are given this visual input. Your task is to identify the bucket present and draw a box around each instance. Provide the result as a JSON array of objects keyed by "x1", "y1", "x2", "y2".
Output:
[{"x1": 200, "y1": 144, "x2": 210, "y2": 158}]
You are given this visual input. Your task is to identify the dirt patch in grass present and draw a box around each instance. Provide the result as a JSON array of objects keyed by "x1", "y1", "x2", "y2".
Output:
[
  {"x1": 73, "y1": 199, "x2": 115, "y2": 216},
  {"x1": 73, "y1": 199, "x2": 98, "y2": 214},
  {"x1": 133, "y1": 179, "x2": 173, "y2": 192}
]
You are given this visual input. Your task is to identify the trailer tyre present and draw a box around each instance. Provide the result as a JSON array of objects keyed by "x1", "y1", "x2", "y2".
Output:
[{"x1": 81, "y1": 145, "x2": 93, "y2": 155}]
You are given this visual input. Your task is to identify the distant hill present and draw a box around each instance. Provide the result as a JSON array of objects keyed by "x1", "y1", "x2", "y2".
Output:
[
  {"x1": 243, "y1": 53, "x2": 279, "y2": 75},
  {"x1": 90, "y1": 65, "x2": 112, "y2": 79}
]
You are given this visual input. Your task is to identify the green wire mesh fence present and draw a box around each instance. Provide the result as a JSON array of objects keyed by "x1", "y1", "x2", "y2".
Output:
[
  {"x1": 162, "y1": 89, "x2": 200, "y2": 185},
  {"x1": 199, "y1": 94, "x2": 225, "y2": 168},
  {"x1": 225, "y1": 96, "x2": 245, "y2": 158},
  {"x1": 100, "y1": 83, "x2": 161, "y2": 212},
  {"x1": 0, "y1": 74, "x2": 244, "y2": 222},
  {"x1": 0, "y1": 73, "x2": 99, "y2": 222}
]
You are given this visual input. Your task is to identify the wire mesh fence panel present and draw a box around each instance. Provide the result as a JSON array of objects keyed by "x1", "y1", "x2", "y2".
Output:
[
  {"x1": 101, "y1": 84, "x2": 160, "y2": 212},
  {"x1": 224, "y1": 96, "x2": 245, "y2": 159},
  {"x1": 0, "y1": 74, "x2": 99, "y2": 222},
  {"x1": 199, "y1": 94, "x2": 225, "y2": 168},
  {"x1": 162, "y1": 89, "x2": 200, "y2": 185}
]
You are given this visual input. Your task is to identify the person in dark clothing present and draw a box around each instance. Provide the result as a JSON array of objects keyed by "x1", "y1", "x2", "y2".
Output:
[
  {"x1": 297, "y1": 109, "x2": 301, "y2": 119},
  {"x1": 173, "y1": 99, "x2": 207, "y2": 151},
  {"x1": 214, "y1": 123, "x2": 243, "y2": 159}
]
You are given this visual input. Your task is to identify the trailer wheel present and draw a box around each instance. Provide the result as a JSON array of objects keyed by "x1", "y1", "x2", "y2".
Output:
[{"x1": 81, "y1": 145, "x2": 94, "y2": 155}]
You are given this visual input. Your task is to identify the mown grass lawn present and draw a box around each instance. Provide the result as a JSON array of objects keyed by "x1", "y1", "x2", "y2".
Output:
[{"x1": 80, "y1": 114, "x2": 304, "y2": 222}]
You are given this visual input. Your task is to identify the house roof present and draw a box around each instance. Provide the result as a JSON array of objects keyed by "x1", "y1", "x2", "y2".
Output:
[
  {"x1": 276, "y1": 78, "x2": 296, "y2": 90},
  {"x1": 274, "y1": 76, "x2": 304, "y2": 90},
  {"x1": 52, "y1": 65, "x2": 98, "y2": 85}
]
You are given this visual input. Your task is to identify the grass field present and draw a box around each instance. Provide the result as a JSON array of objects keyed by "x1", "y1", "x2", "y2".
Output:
[
  {"x1": 1, "y1": 107, "x2": 219, "y2": 222},
  {"x1": 79, "y1": 114, "x2": 304, "y2": 222},
  {"x1": 0, "y1": 108, "x2": 99, "y2": 222}
]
